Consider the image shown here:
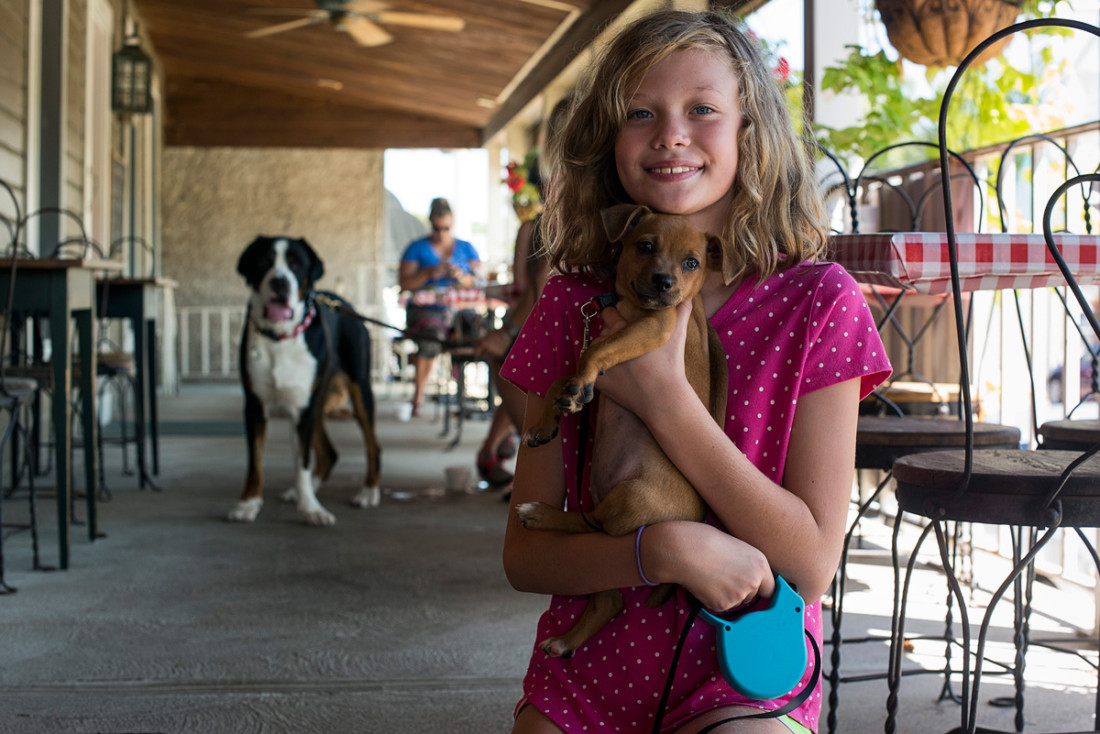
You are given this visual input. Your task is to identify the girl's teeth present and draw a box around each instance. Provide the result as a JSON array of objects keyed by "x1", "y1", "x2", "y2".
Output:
[{"x1": 653, "y1": 166, "x2": 695, "y2": 174}]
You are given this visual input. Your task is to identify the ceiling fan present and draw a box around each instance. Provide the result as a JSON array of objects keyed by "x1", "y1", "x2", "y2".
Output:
[{"x1": 244, "y1": 0, "x2": 466, "y2": 47}]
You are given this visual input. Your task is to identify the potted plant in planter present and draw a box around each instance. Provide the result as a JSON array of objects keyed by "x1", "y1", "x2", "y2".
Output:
[
  {"x1": 815, "y1": 0, "x2": 1067, "y2": 161},
  {"x1": 876, "y1": 0, "x2": 1024, "y2": 67}
]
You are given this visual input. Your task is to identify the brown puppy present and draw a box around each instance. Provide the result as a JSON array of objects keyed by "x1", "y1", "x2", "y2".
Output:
[{"x1": 518, "y1": 204, "x2": 729, "y2": 658}]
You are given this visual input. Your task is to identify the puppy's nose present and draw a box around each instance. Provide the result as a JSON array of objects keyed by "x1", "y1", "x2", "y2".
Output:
[{"x1": 652, "y1": 273, "x2": 673, "y2": 292}]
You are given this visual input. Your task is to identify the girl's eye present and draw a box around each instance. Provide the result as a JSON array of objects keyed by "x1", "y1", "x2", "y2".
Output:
[
  {"x1": 683, "y1": 257, "x2": 700, "y2": 271},
  {"x1": 692, "y1": 105, "x2": 715, "y2": 115},
  {"x1": 626, "y1": 109, "x2": 652, "y2": 121},
  {"x1": 637, "y1": 240, "x2": 655, "y2": 254}
]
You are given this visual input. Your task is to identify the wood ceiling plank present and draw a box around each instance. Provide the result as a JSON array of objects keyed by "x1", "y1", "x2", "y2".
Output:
[
  {"x1": 165, "y1": 77, "x2": 479, "y2": 148},
  {"x1": 132, "y1": 0, "x2": 621, "y2": 148}
]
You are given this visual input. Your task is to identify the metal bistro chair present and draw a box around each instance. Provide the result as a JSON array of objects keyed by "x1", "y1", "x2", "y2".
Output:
[
  {"x1": 0, "y1": 181, "x2": 43, "y2": 592},
  {"x1": 820, "y1": 143, "x2": 1022, "y2": 734},
  {"x1": 887, "y1": 19, "x2": 1100, "y2": 734}
]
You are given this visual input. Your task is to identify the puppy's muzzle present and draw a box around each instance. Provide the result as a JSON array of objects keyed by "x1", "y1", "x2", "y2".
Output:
[{"x1": 633, "y1": 272, "x2": 680, "y2": 308}]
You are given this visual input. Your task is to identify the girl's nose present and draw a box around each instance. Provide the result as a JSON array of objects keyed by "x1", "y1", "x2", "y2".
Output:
[{"x1": 652, "y1": 117, "x2": 688, "y2": 149}]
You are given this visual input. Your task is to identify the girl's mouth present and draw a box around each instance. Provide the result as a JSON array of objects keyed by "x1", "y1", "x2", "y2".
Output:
[
  {"x1": 646, "y1": 166, "x2": 699, "y2": 176},
  {"x1": 648, "y1": 165, "x2": 700, "y2": 175}
]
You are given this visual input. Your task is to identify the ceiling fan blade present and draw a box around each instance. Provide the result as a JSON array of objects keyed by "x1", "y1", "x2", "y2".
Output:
[
  {"x1": 338, "y1": 16, "x2": 394, "y2": 46},
  {"x1": 245, "y1": 15, "x2": 326, "y2": 39},
  {"x1": 373, "y1": 11, "x2": 465, "y2": 32},
  {"x1": 244, "y1": 8, "x2": 325, "y2": 16},
  {"x1": 343, "y1": 0, "x2": 389, "y2": 13}
]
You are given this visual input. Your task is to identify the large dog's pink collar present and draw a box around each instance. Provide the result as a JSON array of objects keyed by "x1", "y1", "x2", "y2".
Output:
[{"x1": 253, "y1": 302, "x2": 316, "y2": 341}]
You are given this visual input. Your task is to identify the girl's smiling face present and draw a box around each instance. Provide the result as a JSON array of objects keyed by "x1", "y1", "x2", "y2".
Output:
[{"x1": 614, "y1": 47, "x2": 742, "y2": 233}]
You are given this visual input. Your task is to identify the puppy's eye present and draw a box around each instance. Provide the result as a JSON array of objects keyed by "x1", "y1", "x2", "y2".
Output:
[
  {"x1": 683, "y1": 257, "x2": 700, "y2": 271},
  {"x1": 637, "y1": 239, "x2": 655, "y2": 254}
]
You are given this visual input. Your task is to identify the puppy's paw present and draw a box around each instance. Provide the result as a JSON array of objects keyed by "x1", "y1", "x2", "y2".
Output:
[
  {"x1": 553, "y1": 379, "x2": 595, "y2": 414},
  {"x1": 523, "y1": 422, "x2": 559, "y2": 448},
  {"x1": 350, "y1": 486, "x2": 381, "y2": 508},
  {"x1": 300, "y1": 505, "x2": 337, "y2": 527},
  {"x1": 228, "y1": 497, "x2": 263, "y2": 523},
  {"x1": 539, "y1": 636, "x2": 576, "y2": 659},
  {"x1": 516, "y1": 501, "x2": 553, "y2": 530},
  {"x1": 280, "y1": 487, "x2": 298, "y2": 503}
]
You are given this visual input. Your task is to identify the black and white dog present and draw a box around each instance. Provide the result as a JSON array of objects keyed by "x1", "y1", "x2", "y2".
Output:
[{"x1": 230, "y1": 235, "x2": 381, "y2": 526}]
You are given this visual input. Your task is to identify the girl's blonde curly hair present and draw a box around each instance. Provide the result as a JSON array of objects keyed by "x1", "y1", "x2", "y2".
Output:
[{"x1": 542, "y1": 9, "x2": 828, "y2": 285}]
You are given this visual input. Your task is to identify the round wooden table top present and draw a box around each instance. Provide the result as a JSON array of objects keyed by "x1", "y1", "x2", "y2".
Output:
[
  {"x1": 857, "y1": 416, "x2": 1020, "y2": 447},
  {"x1": 1038, "y1": 419, "x2": 1100, "y2": 448}
]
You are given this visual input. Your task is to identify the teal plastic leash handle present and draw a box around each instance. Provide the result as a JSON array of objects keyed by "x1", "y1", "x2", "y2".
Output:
[{"x1": 697, "y1": 576, "x2": 808, "y2": 701}]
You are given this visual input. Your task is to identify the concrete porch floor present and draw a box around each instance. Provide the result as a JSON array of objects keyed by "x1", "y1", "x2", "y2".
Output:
[{"x1": 0, "y1": 383, "x2": 1097, "y2": 733}]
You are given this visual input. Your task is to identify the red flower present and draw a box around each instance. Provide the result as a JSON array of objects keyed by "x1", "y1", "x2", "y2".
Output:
[{"x1": 773, "y1": 57, "x2": 790, "y2": 84}]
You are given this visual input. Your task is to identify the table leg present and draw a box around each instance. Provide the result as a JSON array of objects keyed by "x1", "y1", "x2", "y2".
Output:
[
  {"x1": 132, "y1": 313, "x2": 149, "y2": 489},
  {"x1": 74, "y1": 308, "x2": 99, "y2": 541},
  {"x1": 147, "y1": 319, "x2": 159, "y2": 476},
  {"x1": 49, "y1": 304, "x2": 71, "y2": 569}
]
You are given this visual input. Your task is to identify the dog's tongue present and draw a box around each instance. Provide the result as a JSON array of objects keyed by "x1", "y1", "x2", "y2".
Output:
[{"x1": 266, "y1": 303, "x2": 294, "y2": 322}]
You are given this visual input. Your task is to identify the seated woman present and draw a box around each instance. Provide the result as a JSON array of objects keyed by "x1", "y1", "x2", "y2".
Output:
[{"x1": 399, "y1": 197, "x2": 482, "y2": 417}]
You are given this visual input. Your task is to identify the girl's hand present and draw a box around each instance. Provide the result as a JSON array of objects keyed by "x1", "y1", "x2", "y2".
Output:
[
  {"x1": 643, "y1": 521, "x2": 775, "y2": 611},
  {"x1": 594, "y1": 299, "x2": 693, "y2": 419}
]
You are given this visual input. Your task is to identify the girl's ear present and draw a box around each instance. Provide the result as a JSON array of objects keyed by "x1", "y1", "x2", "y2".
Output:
[{"x1": 601, "y1": 204, "x2": 651, "y2": 242}]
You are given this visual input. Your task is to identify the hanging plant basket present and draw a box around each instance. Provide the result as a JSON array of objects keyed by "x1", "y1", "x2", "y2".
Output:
[{"x1": 875, "y1": 0, "x2": 1023, "y2": 68}]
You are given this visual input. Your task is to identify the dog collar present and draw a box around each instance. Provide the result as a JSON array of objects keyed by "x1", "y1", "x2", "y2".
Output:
[
  {"x1": 254, "y1": 302, "x2": 316, "y2": 342},
  {"x1": 580, "y1": 290, "x2": 619, "y2": 319}
]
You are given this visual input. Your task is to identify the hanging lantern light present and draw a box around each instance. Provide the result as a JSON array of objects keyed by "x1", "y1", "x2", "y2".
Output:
[
  {"x1": 111, "y1": 35, "x2": 153, "y2": 114},
  {"x1": 875, "y1": 0, "x2": 1022, "y2": 68}
]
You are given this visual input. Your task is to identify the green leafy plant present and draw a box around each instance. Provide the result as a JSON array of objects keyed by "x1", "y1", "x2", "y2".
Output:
[{"x1": 814, "y1": 4, "x2": 1069, "y2": 160}]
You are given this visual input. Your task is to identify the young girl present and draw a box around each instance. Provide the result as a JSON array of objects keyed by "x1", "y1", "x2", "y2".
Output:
[{"x1": 501, "y1": 9, "x2": 891, "y2": 734}]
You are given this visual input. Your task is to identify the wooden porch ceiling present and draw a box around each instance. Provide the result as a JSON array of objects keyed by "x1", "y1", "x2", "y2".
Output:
[{"x1": 131, "y1": 0, "x2": 639, "y2": 149}]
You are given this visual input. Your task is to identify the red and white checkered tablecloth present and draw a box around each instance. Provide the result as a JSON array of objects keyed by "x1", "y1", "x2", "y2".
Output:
[
  {"x1": 401, "y1": 287, "x2": 494, "y2": 310},
  {"x1": 829, "y1": 232, "x2": 1100, "y2": 294}
]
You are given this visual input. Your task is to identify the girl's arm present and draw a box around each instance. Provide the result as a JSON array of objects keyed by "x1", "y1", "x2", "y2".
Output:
[
  {"x1": 595, "y1": 301, "x2": 859, "y2": 602},
  {"x1": 502, "y1": 389, "x2": 776, "y2": 611}
]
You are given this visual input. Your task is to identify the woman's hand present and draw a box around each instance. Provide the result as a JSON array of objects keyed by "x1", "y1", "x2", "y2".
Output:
[{"x1": 642, "y1": 521, "x2": 775, "y2": 611}]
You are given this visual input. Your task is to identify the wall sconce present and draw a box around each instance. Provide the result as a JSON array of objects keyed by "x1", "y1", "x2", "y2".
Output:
[{"x1": 111, "y1": 35, "x2": 153, "y2": 114}]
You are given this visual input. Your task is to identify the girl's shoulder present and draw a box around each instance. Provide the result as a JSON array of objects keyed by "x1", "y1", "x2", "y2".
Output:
[
  {"x1": 781, "y1": 259, "x2": 859, "y2": 288},
  {"x1": 540, "y1": 271, "x2": 609, "y2": 301}
]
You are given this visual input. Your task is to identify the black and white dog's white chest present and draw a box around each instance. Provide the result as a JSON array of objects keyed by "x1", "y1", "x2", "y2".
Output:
[{"x1": 243, "y1": 324, "x2": 318, "y2": 418}]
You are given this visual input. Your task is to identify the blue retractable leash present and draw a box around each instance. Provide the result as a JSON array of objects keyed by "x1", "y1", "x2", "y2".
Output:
[{"x1": 651, "y1": 576, "x2": 821, "y2": 734}]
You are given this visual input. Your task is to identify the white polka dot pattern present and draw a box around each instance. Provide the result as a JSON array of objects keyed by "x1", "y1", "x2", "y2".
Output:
[{"x1": 501, "y1": 264, "x2": 892, "y2": 732}]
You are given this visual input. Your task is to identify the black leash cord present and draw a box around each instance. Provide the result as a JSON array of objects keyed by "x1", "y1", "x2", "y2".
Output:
[
  {"x1": 574, "y1": 402, "x2": 601, "y2": 531},
  {"x1": 316, "y1": 294, "x2": 463, "y2": 348}
]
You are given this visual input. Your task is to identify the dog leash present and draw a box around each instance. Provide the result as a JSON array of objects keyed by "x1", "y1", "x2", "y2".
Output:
[
  {"x1": 651, "y1": 592, "x2": 821, "y2": 734},
  {"x1": 313, "y1": 292, "x2": 465, "y2": 348},
  {"x1": 574, "y1": 291, "x2": 620, "y2": 530}
]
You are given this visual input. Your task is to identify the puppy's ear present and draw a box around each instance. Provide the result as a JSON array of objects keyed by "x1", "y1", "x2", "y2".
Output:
[
  {"x1": 237, "y1": 236, "x2": 268, "y2": 279},
  {"x1": 299, "y1": 238, "x2": 324, "y2": 284},
  {"x1": 601, "y1": 204, "x2": 651, "y2": 243},
  {"x1": 707, "y1": 233, "x2": 748, "y2": 285},
  {"x1": 706, "y1": 234, "x2": 734, "y2": 283}
]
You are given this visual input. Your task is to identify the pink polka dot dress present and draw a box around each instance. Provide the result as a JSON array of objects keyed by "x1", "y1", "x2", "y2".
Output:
[{"x1": 503, "y1": 262, "x2": 892, "y2": 733}]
